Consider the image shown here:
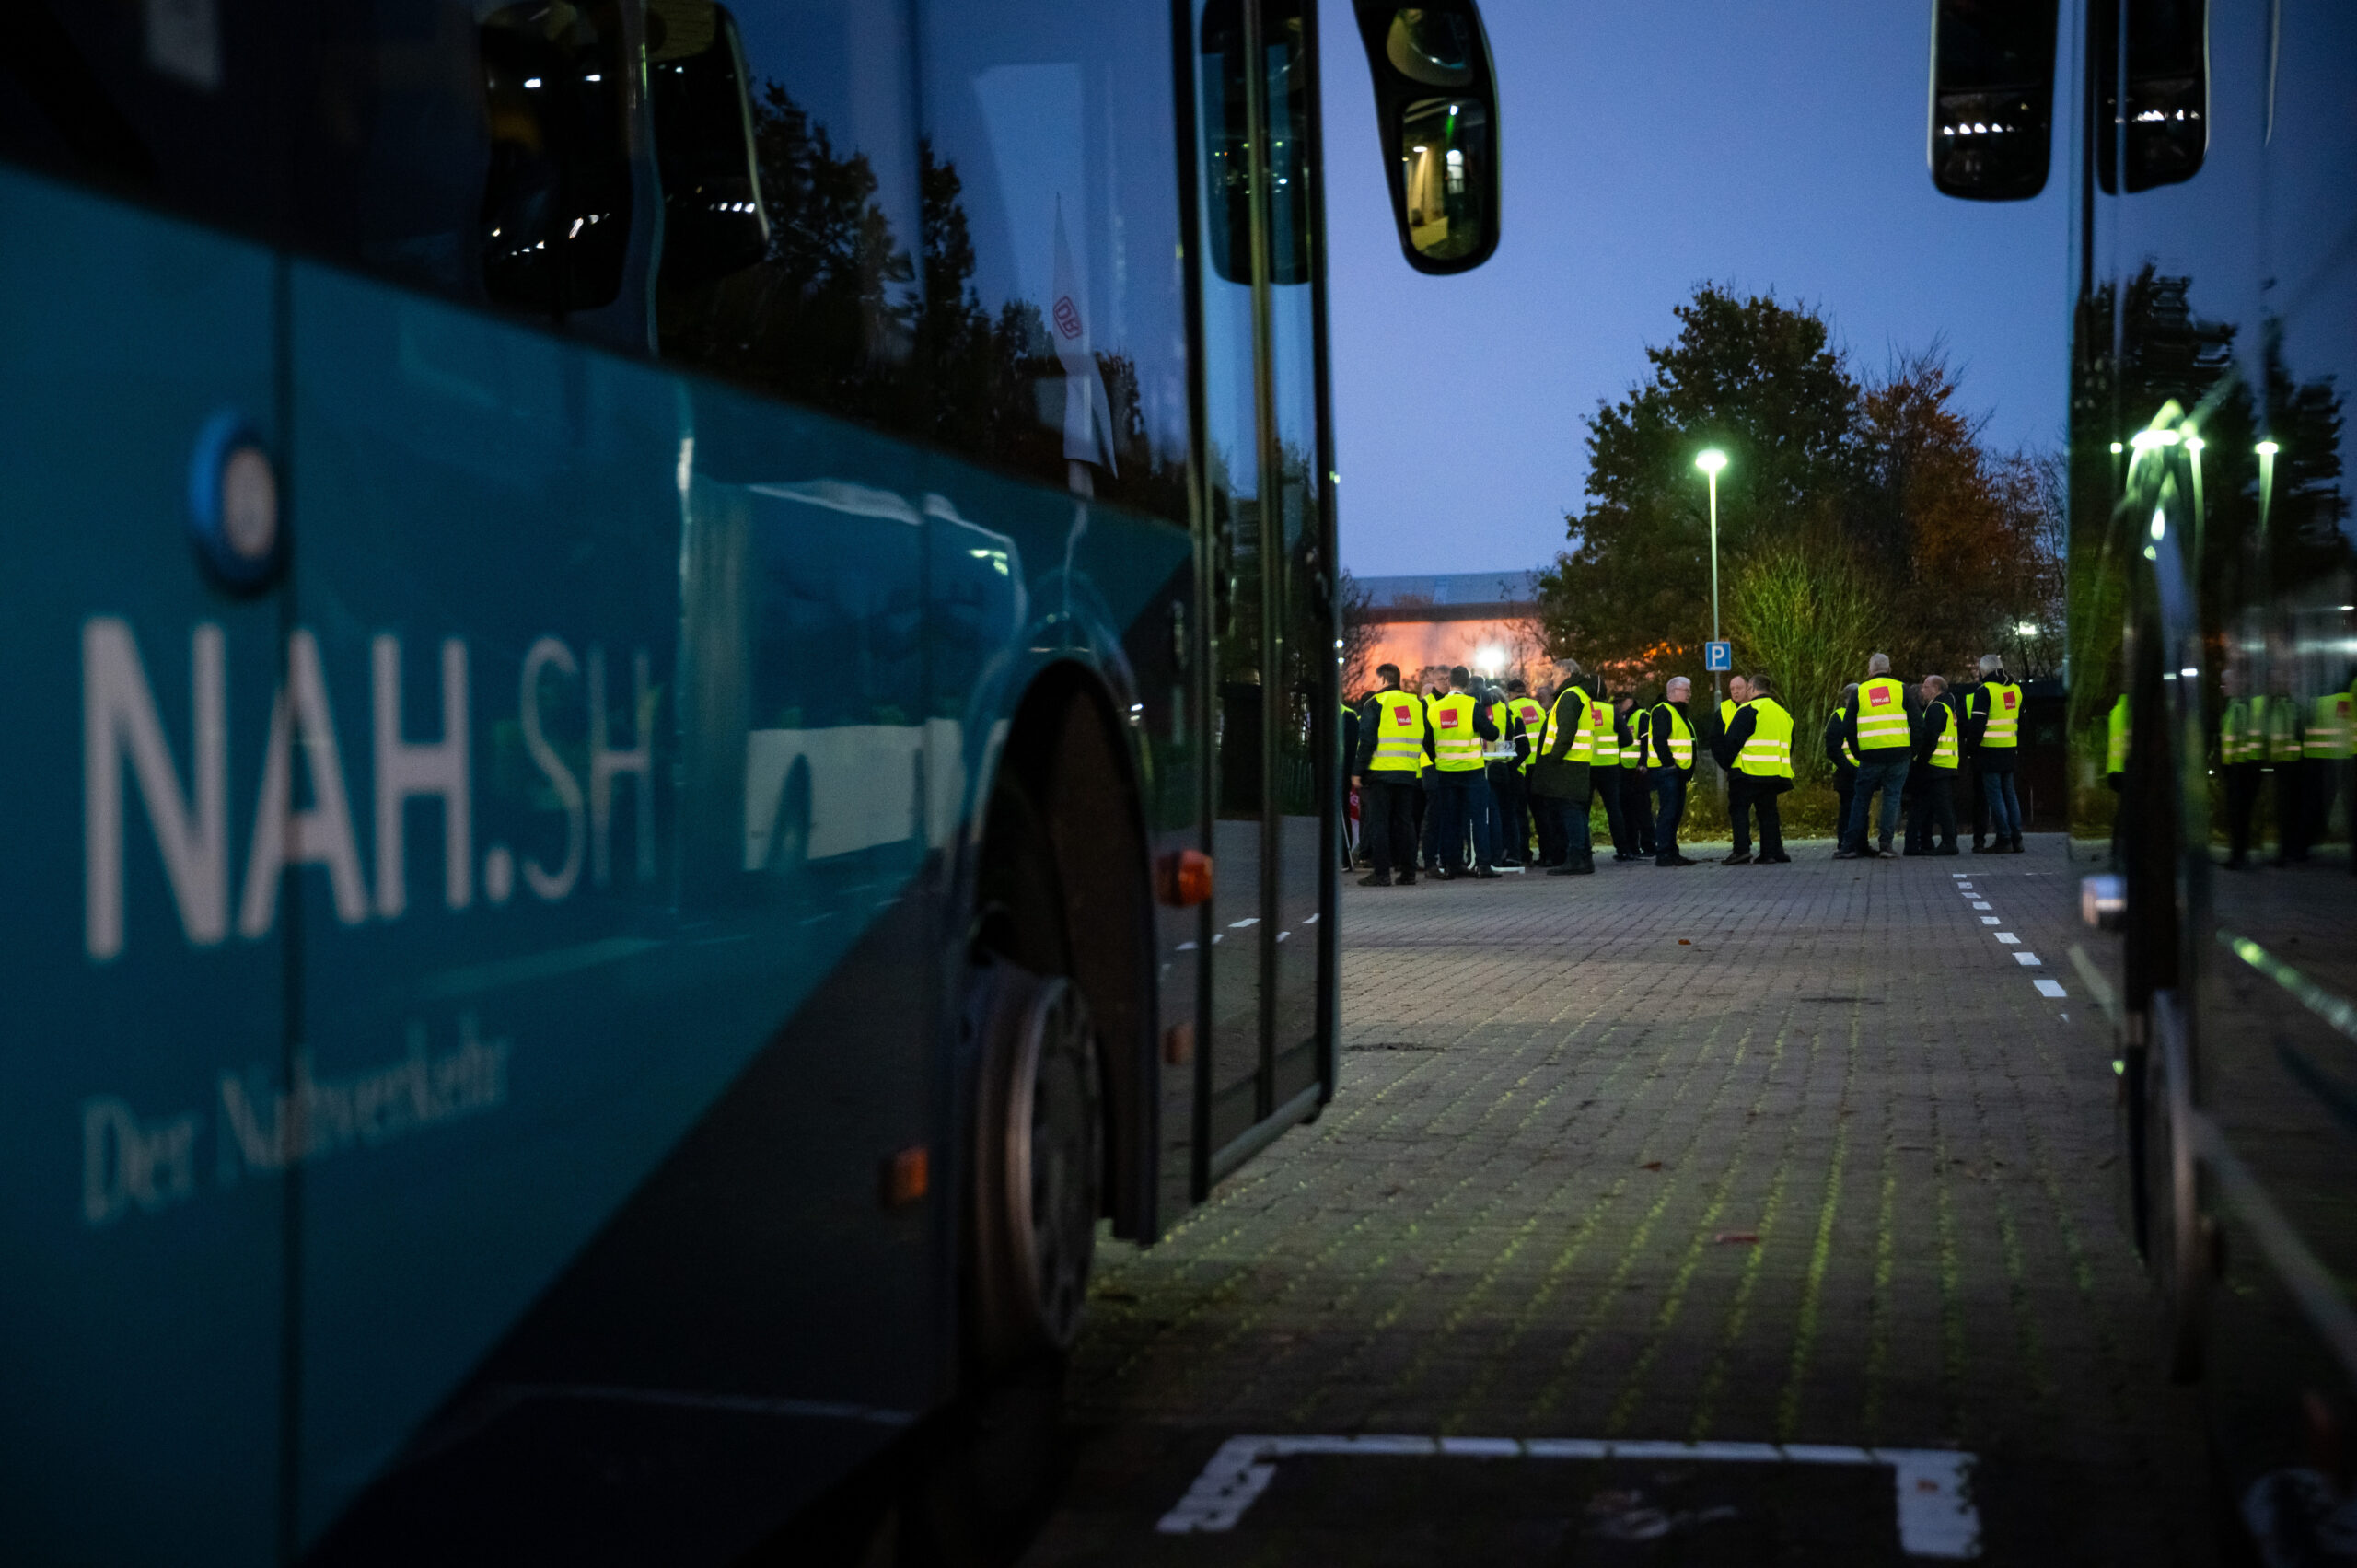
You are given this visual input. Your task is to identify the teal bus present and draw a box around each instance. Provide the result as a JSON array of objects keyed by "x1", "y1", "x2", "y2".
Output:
[
  {"x1": 1934, "y1": 0, "x2": 2357, "y2": 1554},
  {"x1": 0, "y1": 1, "x2": 1499, "y2": 1560}
]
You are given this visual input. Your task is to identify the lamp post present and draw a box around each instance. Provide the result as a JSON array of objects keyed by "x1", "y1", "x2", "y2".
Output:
[{"x1": 1695, "y1": 447, "x2": 1728, "y2": 707}]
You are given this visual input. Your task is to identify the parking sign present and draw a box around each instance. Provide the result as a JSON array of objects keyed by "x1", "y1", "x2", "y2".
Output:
[{"x1": 1704, "y1": 640, "x2": 1732, "y2": 671}]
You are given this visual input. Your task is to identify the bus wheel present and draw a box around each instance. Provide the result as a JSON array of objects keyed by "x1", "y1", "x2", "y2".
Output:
[{"x1": 971, "y1": 959, "x2": 1102, "y2": 1365}]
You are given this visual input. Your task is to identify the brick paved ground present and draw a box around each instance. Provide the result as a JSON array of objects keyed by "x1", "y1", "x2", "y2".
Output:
[{"x1": 1021, "y1": 835, "x2": 2218, "y2": 1565}]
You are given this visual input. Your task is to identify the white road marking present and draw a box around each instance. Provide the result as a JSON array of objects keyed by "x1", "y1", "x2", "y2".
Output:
[
  {"x1": 1980, "y1": 916, "x2": 2000, "y2": 925},
  {"x1": 1229, "y1": 917, "x2": 1260, "y2": 928},
  {"x1": 2014, "y1": 952, "x2": 2041, "y2": 966},
  {"x1": 2035, "y1": 978, "x2": 2068, "y2": 998},
  {"x1": 1971, "y1": 901, "x2": 1992, "y2": 910},
  {"x1": 1156, "y1": 1434, "x2": 1980, "y2": 1558},
  {"x1": 1951, "y1": 873, "x2": 1968, "y2": 879},
  {"x1": 1995, "y1": 933, "x2": 2019, "y2": 945}
]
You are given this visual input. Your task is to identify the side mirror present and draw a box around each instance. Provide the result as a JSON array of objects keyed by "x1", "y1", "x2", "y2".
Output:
[
  {"x1": 648, "y1": 1, "x2": 770, "y2": 291},
  {"x1": 1929, "y1": 0, "x2": 2059, "y2": 201},
  {"x1": 2092, "y1": 0, "x2": 2208, "y2": 194},
  {"x1": 1350, "y1": 2, "x2": 1500, "y2": 273}
]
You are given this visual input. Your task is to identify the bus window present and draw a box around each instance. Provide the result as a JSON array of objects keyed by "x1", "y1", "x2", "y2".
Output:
[
  {"x1": 476, "y1": 3, "x2": 635, "y2": 310},
  {"x1": 2092, "y1": 0, "x2": 2208, "y2": 193},
  {"x1": 647, "y1": 2, "x2": 770, "y2": 290},
  {"x1": 654, "y1": 0, "x2": 925, "y2": 433},
  {"x1": 915, "y1": 0, "x2": 1193, "y2": 517},
  {"x1": 1202, "y1": 0, "x2": 1314, "y2": 286},
  {"x1": 1928, "y1": 0, "x2": 2060, "y2": 200}
]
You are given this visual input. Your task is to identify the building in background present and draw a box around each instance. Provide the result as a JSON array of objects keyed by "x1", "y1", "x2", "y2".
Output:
[{"x1": 1345, "y1": 571, "x2": 1546, "y2": 696}]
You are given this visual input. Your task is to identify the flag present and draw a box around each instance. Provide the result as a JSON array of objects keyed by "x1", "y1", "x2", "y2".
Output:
[{"x1": 1051, "y1": 199, "x2": 1118, "y2": 476}]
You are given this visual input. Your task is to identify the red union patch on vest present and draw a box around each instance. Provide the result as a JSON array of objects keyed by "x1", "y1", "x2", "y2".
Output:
[
  {"x1": 1868, "y1": 685, "x2": 1891, "y2": 706},
  {"x1": 1393, "y1": 705, "x2": 1414, "y2": 725},
  {"x1": 2003, "y1": 690, "x2": 2018, "y2": 709},
  {"x1": 1438, "y1": 709, "x2": 1461, "y2": 728}
]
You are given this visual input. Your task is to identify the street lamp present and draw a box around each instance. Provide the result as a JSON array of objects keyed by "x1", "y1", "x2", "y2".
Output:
[{"x1": 1695, "y1": 447, "x2": 1728, "y2": 705}]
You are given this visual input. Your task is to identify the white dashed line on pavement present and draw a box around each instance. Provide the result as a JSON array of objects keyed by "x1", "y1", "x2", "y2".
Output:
[
  {"x1": 2014, "y1": 952, "x2": 2042, "y2": 966},
  {"x1": 1971, "y1": 901, "x2": 1992, "y2": 910},
  {"x1": 1995, "y1": 933, "x2": 2020, "y2": 944},
  {"x1": 1980, "y1": 916, "x2": 2000, "y2": 924},
  {"x1": 2035, "y1": 978, "x2": 2068, "y2": 998}
]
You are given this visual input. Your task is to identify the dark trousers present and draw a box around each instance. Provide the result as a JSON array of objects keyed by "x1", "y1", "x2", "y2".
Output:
[
  {"x1": 1534, "y1": 785, "x2": 1566, "y2": 865},
  {"x1": 2224, "y1": 763, "x2": 2261, "y2": 864},
  {"x1": 1730, "y1": 774, "x2": 1784, "y2": 858},
  {"x1": 1968, "y1": 761, "x2": 1990, "y2": 845},
  {"x1": 1491, "y1": 763, "x2": 1530, "y2": 862},
  {"x1": 1626, "y1": 770, "x2": 1655, "y2": 855},
  {"x1": 1847, "y1": 754, "x2": 1910, "y2": 851},
  {"x1": 1362, "y1": 775, "x2": 1421, "y2": 877},
  {"x1": 1907, "y1": 771, "x2": 1958, "y2": 850},
  {"x1": 2276, "y1": 762, "x2": 2308, "y2": 862},
  {"x1": 1538, "y1": 767, "x2": 1595, "y2": 865},
  {"x1": 1654, "y1": 772, "x2": 1688, "y2": 864},
  {"x1": 1597, "y1": 768, "x2": 1632, "y2": 856},
  {"x1": 1832, "y1": 772, "x2": 1855, "y2": 854},
  {"x1": 2305, "y1": 758, "x2": 2341, "y2": 849}
]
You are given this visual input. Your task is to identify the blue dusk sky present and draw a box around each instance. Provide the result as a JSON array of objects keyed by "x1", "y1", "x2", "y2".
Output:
[{"x1": 1320, "y1": 0, "x2": 2075, "y2": 577}]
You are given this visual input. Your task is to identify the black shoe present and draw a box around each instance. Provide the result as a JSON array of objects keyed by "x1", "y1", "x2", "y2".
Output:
[
  {"x1": 1933, "y1": 844, "x2": 1959, "y2": 856},
  {"x1": 1902, "y1": 846, "x2": 1925, "y2": 857},
  {"x1": 2010, "y1": 838, "x2": 2026, "y2": 854},
  {"x1": 1358, "y1": 871, "x2": 1392, "y2": 887},
  {"x1": 1655, "y1": 855, "x2": 1695, "y2": 867},
  {"x1": 1723, "y1": 852, "x2": 1754, "y2": 866},
  {"x1": 1758, "y1": 853, "x2": 1792, "y2": 864},
  {"x1": 1834, "y1": 849, "x2": 1861, "y2": 861},
  {"x1": 1475, "y1": 865, "x2": 1502, "y2": 879},
  {"x1": 1396, "y1": 872, "x2": 1418, "y2": 885},
  {"x1": 1546, "y1": 862, "x2": 1592, "y2": 876},
  {"x1": 1972, "y1": 842, "x2": 1991, "y2": 854},
  {"x1": 2223, "y1": 854, "x2": 2248, "y2": 870}
]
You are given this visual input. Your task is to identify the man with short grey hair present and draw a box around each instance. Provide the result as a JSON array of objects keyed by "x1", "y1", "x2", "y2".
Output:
[{"x1": 1838, "y1": 652, "x2": 1912, "y2": 859}]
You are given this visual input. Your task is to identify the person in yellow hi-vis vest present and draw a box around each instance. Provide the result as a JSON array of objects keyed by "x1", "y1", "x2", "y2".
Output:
[
  {"x1": 1967, "y1": 653, "x2": 2026, "y2": 853},
  {"x1": 1349, "y1": 661, "x2": 1430, "y2": 886},
  {"x1": 1838, "y1": 653, "x2": 1913, "y2": 859},
  {"x1": 2265, "y1": 673, "x2": 2308, "y2": 865},
  {"x1": 1531, "y1": 656, "x2": 1602, "y2": 875},
  {"x1": 1647, "y1": 676, "x2": 1700, "y2": 866},
  {"x1": 1422, "y1": 664, "x2": 1502, "y2": 879},
  {"x1": 1712, "y1": 672, "x2": 1793, "y2": 863},
  {"x1": 1904, "y1": 673, "x2": 1961, "y2": 854},
  {"x1": 1497, "y1": 678, "x2": 1546, "y2": 865},
  {"x1": 2305, "y1": 679, "x2": 2352, "y2": 854},
  {"x1": 2218, "y1": 666, "x2": 2263, "y2": 870}
]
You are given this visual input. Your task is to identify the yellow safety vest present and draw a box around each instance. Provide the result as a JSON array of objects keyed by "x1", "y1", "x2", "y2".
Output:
[
  {"x1": 1928, "y1": 703, "x2": 1960, "y2": 771},
  {"x1": 1366, "y1": 689, "x2": 1427, "y2": 773},
  {"x1": 2310, "y1": 691, "x2": 2354, "y2": 760},
  {"x1": 1720, "y1": 697, "x2": 1736, "y2": 729},
  {"x1": 1620, "y1": 709, "x2": 1646, "y2": 768},
  {"x1": 1980, "y1": 681, "x2": 2022, "y2": 749},
  {"x1": 1652, "y1": 703, "x2": 1694, "y2": 768},
  {"x1": 1483, "y1": 700, "x2": 1518, "y2": 761},
  {"x1": 1570, "y1": 690, "x2": 1605, "y2": 766},
  {"x1": 2263, "y1": 694, "x2": 2305, "y2": 762},
  {"x1": 2221, "y1": 696, "x2": 2259, "y2": 764},
  {"x1": 1511, "y1": 696, "x2": 1547, "y2": 772},
  {"x1": 1736, "y1": 697, "x2": 1794, "y2": 779},
  {"x1": 2106, "y1": 695, "x2": 2129, "y2": 774},
  {"x1": 1855, "y1": 676, "x2": 1910, "y2": 751},
  {"x1": 1427, "y1": 691, "x2": 1484, "y2": 772}
]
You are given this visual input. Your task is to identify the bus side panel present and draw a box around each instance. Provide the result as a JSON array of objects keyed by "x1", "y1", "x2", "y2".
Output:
[
  {"x1": 283, "y1": 269, "x2": 942, "y2": 1549},
  {"x1": 0, "y1": 169, "x2": 287, "y2": 1565}
]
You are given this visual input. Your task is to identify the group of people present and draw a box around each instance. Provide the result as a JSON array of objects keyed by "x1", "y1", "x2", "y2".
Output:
[{"x1": 1346, "y1": 650, "x2": 2037, "y2": 883}]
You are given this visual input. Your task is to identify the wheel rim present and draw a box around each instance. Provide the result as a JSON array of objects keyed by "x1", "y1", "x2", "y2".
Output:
[{"x1": 1004, "y1": 980, "x2": 1100, "y2": 1351}]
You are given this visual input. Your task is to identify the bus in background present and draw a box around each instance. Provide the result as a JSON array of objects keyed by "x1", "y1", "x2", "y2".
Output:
[
  {"x1": 0, "y1": 1, "x2": 1500, "y2": 1561},
  {"x1": 1933, "y1": 0, "x2": 2357, "y2": 1553}
]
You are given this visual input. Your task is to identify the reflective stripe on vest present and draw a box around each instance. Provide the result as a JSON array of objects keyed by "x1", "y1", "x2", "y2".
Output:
[
  {"x1": 1620, "y1": 710, "x2": 1645, "y2": 767},
  {"x1": 1427, "y1": 691, "x2": 1484, "y2": 771},
  {"x1": 1980, "y1": 681, "x2": 2022, "y2": 749},
  {"x1": 1737, "y1": 698, "x2": 1795, "y2": 779},
  {"x1": 2310, "y1": 691, "x2": 2354, "y2": 760},
  {"x1": 1855, "y1": 676, "x2": 1910, "y2": 750},
  {"x1": 1368, "y1": 691, "x2": 1426, "y2": 772},
  {"x1": 1572, "y1": 692, "x2": 1606, "y2": 766},
  {"x1": 2263, "y1": 694, "x2": 2305, "y2": 762},
  {"x1": 1931, "y1": 708, "x2": 1960, "y2": 771},
  {"x1": 1654, "y1": 703, "x2": 1694, "y2": 767}
]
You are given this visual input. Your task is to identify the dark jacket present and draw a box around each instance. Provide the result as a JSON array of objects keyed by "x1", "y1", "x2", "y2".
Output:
[
  {"x1": 1822, "y1": 711, "x2": 1855, "y2": 781},
  {"x1": 1913, "y1": 699, "x2": 1955, "y2": 766},
  {"x1": 1529, "y1": 679, "x2": 1597, "y2": 799},
  {"x1": 1422, "y1": 686, "x2": 1499, "y2": 767},
  {"x1": 1649, "y1": 700, "x2": 1695, "y2": 777}
]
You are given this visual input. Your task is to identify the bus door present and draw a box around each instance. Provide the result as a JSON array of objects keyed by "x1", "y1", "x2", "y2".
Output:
[
  {"x1": 1197, "y1": 0, "x2": 1337, "y2": 1186},
  {"x1": 0, "y1": 18, "x2": 292, "y2": 1562}
]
